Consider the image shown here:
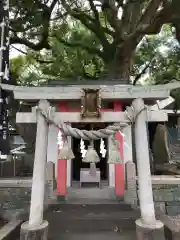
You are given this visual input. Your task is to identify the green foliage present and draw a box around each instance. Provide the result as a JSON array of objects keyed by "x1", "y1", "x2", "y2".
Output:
[
  {"x1": 10, "y1": 0, "x2": 180, "y2": 80},
  {"x1": 47, "y1": 22, "x2": 104, "y2": 79},
  {"x1": 135, "y1": 25, "x2": 180, "y2": 108},
  {"x1": 10, "y1": 21, "x2": 105, "y2": 84},
  {"x1": 10, "y1": 24, "x2": 180, "y2": 85},
  {"x1": 11, "y1": 55, "x2": 45, "y2": 86}
]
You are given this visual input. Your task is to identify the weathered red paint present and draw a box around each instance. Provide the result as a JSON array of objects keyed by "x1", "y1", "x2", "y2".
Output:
[
  {"x1": 57, "y1": 103, "x2": 68, "y2": 197},
  {"x1": 114, "y1": 102, "x2": 124, "y2": 197}
]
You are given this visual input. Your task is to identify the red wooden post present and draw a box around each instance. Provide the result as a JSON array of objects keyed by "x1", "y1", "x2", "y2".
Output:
[
  {"x1": 114, "y1": 102, "x2": 125, "y2": 198},
  {"x1": 57, "y1": 103, "x2": 68, "y2": 200}
]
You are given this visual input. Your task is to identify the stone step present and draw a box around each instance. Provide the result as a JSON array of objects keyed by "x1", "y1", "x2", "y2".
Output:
[
  {"x1": 47, "y1": 202, "x2": 135, "y2": 212},
  {"x1": 64, "y1": 198, "x2": 122, "y2": 204},
  {"x1": 45, "y1": 203, "x2": 139, "y2": 233},
  {"x1": 48, "y1": 231, "x2": 136, "y2": 240},
  {"x1": 171, "y1": 155, "x2": 180, "y2": 161},
  {"x1": 67, "y1": 187, "x2": 117, "y2": 200},
  {"x1": 45, "y1": 214, "x2": 137, "y2": 233}
]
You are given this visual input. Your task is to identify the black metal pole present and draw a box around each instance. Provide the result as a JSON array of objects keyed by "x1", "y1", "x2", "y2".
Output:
[{"x1": 0, "y1": 0, "x2": 10, "y2": 155}]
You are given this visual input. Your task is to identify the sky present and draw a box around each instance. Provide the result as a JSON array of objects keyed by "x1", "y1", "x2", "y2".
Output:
[{"x1": 10, "y1": 44, "x2": 25, "y2": 59}]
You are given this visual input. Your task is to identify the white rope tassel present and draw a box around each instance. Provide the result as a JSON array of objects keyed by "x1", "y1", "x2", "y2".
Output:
[
  {"x1": 82, "y1": 141, "x2": 99, "y2": 176},
  {"x1": 82, "y1": 141, "x2": 100, "y2": 163},
  {"x1": 108, "y1": 134, "x2": 122, "y2": 164},
  {"x1": 58, "y1": 132, "x2": 75, "y2": 160},
  {"x1": 58, "y1": 140, "x2": 75, "y2": 160}
]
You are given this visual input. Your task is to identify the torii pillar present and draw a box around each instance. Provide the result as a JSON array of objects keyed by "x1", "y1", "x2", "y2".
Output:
[
  {"x1": 20, "y1": 100, "x2": 49, "y2": 240},
  {"x1": 133, "y1": 98, "x2": 165, "y2": 240},
  {"x1": 56, "y1": 103, "x2": 68, "y2": 201},
  {"x1": 114, "y1": 102, "x2": 124, "y2": 198}
]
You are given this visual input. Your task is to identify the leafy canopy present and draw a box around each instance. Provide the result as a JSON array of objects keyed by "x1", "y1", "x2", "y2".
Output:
[{"x1": 10, "y1": 0, "x2": 180, "y2": 80}]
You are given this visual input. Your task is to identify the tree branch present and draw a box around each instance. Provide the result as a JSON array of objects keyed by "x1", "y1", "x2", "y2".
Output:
[
  {"x1": 120, "y1": 1, "x2": 179, "y2": 46},
  {"x1": 120, "y1": 0, "x2": 146, "y2": 37},
  {"x1": 10, "y1": 0, "x2": 59, "y2": 51},
  {"x1": 56, "y1": 37, "x2": 104, "y2": 58},
  {"x1": 88, "y1": 0, "x2": 100, "y2": 23},
  {"x1": 60, "y1": 0, "x2": 111, "y2": 49},
  {"x1": 101, "y1": 0, "x2": 120, "y2": 31},
  {"x1": 117, "y1": 0, "x2": 124, "y2": 8},
  {"x1": 136, "y1": 1, "x2": 180, "y2": 35},
  {"x1": 10, "y1": 45, "x2": 53, "y2": 64},
  {"x1": 50, "y1": 0, "x2": 58, "y2": 11},
  {"x1": 133, "y1": 61, "x2": 151, "y2": 85},
  {"x1": 11, "y1": 45, "x2": 27, "y2": 55},
  {"x1": 173, "y1": 22, "x2": 180, "y2": 45},
  {"x1": 88, "y1": 0, "x2": 115, "y2": 37},
  {"x1": 10, "y1": 35, "x2": 50, "y2": 51},
  {"x1": 138, "y1": 0, "x2": 163, "y2": 27}
]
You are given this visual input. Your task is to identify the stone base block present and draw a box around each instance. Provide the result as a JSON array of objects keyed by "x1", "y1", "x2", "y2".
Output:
[
  {"x1": 57, "y1": 195, "x2": 66, "y2": 201},
  {"x1": 20, "y1": 220, "x2": 48, "y2": 240},
  {"x1": 136, "y1": 219, "x2": 165, "y2": 240},
  {"x1": 116, "y1": 196, "x2": 124, "y2": 201}
]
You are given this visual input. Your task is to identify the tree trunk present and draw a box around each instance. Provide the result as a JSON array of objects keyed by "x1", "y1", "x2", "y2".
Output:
[{"x1": 103, "y1": 50, "x2": 134, "y2": 83}]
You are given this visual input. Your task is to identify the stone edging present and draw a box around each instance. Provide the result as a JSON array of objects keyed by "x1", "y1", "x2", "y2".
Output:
[{"x1": 0, "y1": 218, "x2": 22, "y2": 240}]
